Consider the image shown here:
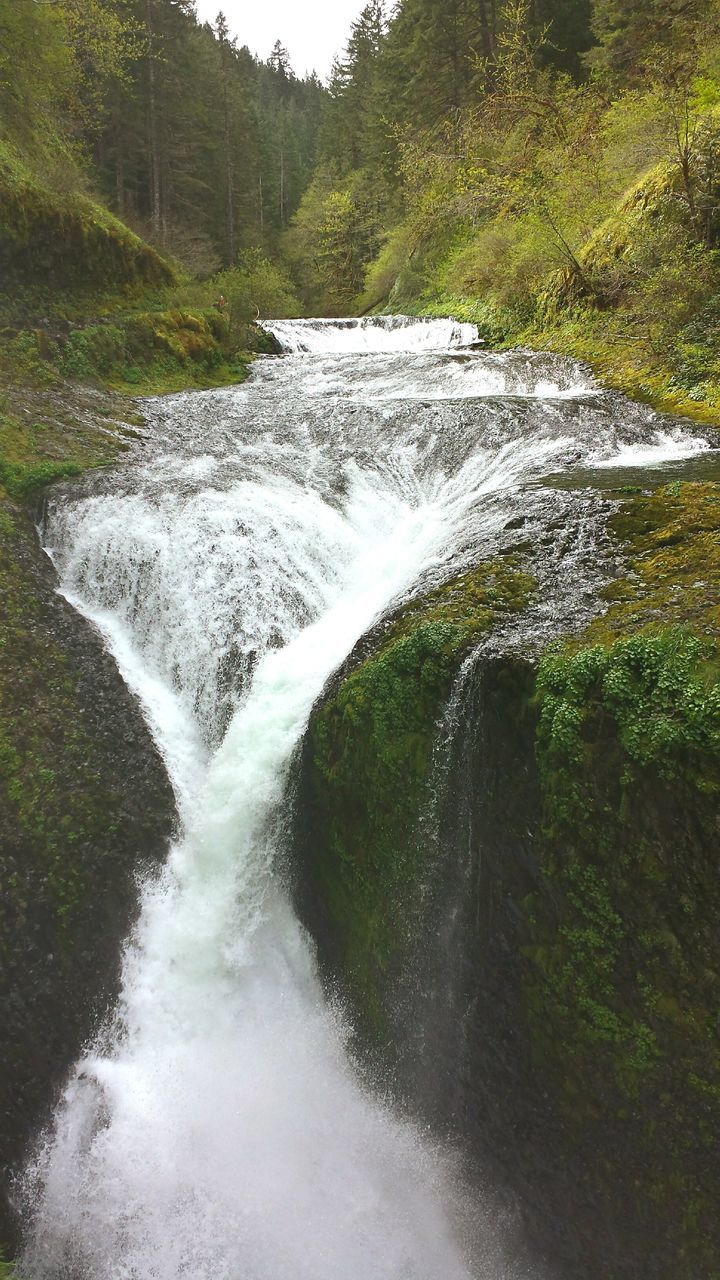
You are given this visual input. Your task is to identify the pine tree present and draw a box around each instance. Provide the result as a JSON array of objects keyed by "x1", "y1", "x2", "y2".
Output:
[
  {"x1": 533, "y1": 0, "x2": 594, "y2": 80},
  {"x1": 322, "y1": 2, "x2": 387, "y2": 170},
  {"x1": 587, "y1": 0, "x2": 715, "y2": 84},
  {"x1": 381, "y1": 0, "x2": 496, "y2": 128},
  {"x1": 215, "y1": 12, "x2": 238, "y2": 264}
]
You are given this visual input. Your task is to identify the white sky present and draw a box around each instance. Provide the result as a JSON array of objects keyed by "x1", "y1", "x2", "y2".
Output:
[{"x1": 193, "y1": 0, "x2": 367, "y2": 80}]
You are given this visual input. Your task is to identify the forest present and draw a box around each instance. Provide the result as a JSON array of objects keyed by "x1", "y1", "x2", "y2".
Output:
[{"x1": 2, "y1": 0, "x2": 720, "y2": 418}]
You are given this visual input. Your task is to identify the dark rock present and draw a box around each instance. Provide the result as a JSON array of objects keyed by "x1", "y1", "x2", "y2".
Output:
[{"x1": 0, "y1": 504, "x2": 175, "y2": 1253}]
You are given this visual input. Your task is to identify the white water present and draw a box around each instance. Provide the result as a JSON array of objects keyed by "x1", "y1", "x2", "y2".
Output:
[
  {"x1": 20, "y1": 318, "x2": 716, "y2": 1280},
  {"x1": 266, "y1": 315, "x2": 478, "y2": 353}
]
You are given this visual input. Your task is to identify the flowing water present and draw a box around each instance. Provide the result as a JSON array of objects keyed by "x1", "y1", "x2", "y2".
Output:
[{"x1": 18, "y1": 317, "x2": 716, "y2": 1280}]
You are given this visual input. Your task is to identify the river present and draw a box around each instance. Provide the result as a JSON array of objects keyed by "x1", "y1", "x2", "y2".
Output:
[{"x1": 17, "y1": 317, "x2": 715, "y2": 1280}]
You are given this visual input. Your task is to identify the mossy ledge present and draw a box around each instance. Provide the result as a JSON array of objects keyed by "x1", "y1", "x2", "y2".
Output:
[
  {"x1": 0, "y1": 144, "x2": 172, "y2": 300},
  {"x1": 1, "y1": 310, "x2": 278, "y2": 400},
  {"x1": 295, "y1": 483, "x2": 720, "y2": 1279}
]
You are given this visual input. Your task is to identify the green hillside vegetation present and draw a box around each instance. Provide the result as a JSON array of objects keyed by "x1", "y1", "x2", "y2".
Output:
[
  {"x1": 0, "y1": 0, "x2": 310, "y2": 409},
  {"x1": 0, "y1": 143, "x2": 172, "y2": 300},
  {"x1": 4, "y1": 0, "x2": 720, "y2": 419},
  {"x1": 280, "y1": 0, "x2": 720, "y2": 421}
]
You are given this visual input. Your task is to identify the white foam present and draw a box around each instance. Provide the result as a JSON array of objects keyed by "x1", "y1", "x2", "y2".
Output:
[
  {"x1": 266, "y1": 315, "x2": 479, "y2": 353},
  {"x1": 590, "y1": 428, "x2": 713, "y2": 468}
]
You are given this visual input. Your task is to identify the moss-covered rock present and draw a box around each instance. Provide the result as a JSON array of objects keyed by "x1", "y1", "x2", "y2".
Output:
[
  {"x1": 0, "y1": 143, "x2": 173, "y2": 301},
  {"x1": 298, "y1": 559, "x2": 535, "y2": 1034},
  {"x1": 0, "y1": 391, "x2": 175, "y2": 1254},
  {"x1": 527, "y1": 632, "x2": 720, "y2": 1267},
  {"x1": 519, "y1": 482, "x2": 720, "y2": 1276},
  {"x1": 1, "y1": 312, "x2": 278, "y2": 398},
  {"x1": 594, "y1": 480, "x2": 720, "y2": 636},
  {"x1": 57, "y1": 308, "x2": 235, "y2": 392},
  {"x1": 295, "y1": 483, "x2": 720, "y2": 1278}
]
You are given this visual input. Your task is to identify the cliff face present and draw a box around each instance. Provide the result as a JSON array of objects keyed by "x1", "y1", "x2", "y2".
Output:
[
  {"x1": 0, "y1": 381, "x2": 178, "y2": 1254},
  {"x1": 0, "y1": 143, "x2": 173, "y2": 301},
  {"x1": 0, "y1": 496, "x2": 175, "y2": 1253},
  {"x1": 294, "y1": 481, "x2": 720, "y2": 1279}
]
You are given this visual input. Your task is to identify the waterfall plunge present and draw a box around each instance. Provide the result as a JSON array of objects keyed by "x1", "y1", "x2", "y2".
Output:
[{"x1": 19, "y1": 316, "x2": 714, "y2": 1280}]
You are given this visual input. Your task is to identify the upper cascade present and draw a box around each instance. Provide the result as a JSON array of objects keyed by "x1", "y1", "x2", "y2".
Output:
[{"x1": 265, "y1": 315, "x2": 479, "y2": 354}]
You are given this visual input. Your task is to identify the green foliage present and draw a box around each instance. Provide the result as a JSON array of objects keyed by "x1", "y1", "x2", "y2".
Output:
[
  {"x1": 526, "y1": 619, "x2": 720, "y2": 1265},
  {"x1": 0, "y1": 305, "x2": 276, "y2": 398},
  {"x1": 0, "y1": 384, "x2": 129, "y2": 511},
  {"x1": 56, "y1": 310, "x2": 227, "y2": 383},
  {"x1": 0, "y1": 0, "x2": 327, "y2": 273},
  {"x1": 587, "y1": 0, "x2": 718, "y2": 87},
  {"x1": 271, "y1": 0, "x2": 720, "y2": 430},
  {"x1": 171, "y1": 252, "x2": 301, "y2": 324},
  {"x1": 538, "y1": 630, "x2": 720, "y2": 784},
  {"x1": 517, "y1": 479, "x2": 720, "y2": 1268},
  {"x1": 284, "y1": 167, "x2": 390, "y2": 312},
  {"x1": 0, "y1": 459, "x2": 84, "y2": 500}
]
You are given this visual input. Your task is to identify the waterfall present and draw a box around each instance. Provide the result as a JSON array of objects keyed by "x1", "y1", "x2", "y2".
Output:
[{"x1": 18, "y1": 317, "x2": 715, "y2": 1280}]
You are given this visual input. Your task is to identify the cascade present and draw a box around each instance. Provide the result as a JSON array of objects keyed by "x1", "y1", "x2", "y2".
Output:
[{"x1": 18, "y1": 317, "x2": 716, "y2": 1280}]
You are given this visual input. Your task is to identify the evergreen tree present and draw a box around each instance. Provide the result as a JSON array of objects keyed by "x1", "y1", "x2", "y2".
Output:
[
  {"x1": 322, "y1": 2, "x2": 388, "y2": 171},
  {"x1": 382, "y1": 0, "x2": 497, "y2": 127},
  {"x1": 534, "y1": 0, "x2": 594, "y2": 80},
  {"x1": 588, "y1": 0, "x2": 716, "y2": 84}
]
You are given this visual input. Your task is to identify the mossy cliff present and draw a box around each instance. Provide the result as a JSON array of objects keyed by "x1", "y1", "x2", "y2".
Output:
[
  {"x1": 0, "y1": 143, "x2": 172, "y2": 303},
  {"x1": 0, "y1": 401, "x2": 175, "y2": 1254},
  {"x1": 296, "y1": 559, "x2": 534, "y2": 1034},
  {"x1": 0, "y1": 141, "x2": 281, "y2": 396},
  {"x1": 296, "y1": 482, "x2": 720, "y2": 1279}
]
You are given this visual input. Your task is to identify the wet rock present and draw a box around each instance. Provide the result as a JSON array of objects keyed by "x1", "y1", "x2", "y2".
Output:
[{"x1": 0, "y1": 503, "x2": 174, "y2": 1253}]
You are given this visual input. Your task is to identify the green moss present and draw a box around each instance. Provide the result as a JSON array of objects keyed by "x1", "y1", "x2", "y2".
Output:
[
  {"x1": 0, "y1": 399, "x2": 134, "y2": 914},
  {"x1": 593, "y1": 481, "x2": 720, "y2": 638},
  {"x1": 0, "y1": 141, "x2": 173, "y2": 304},
  {"x1": 525, "y1": 630, "x2": 720, "y2": 1268},
  {"x1": 0, "y1": 509, "x2": 125, "y2": 935},
  {"x1": 520, "y1": 483, "x2": 720, "y2": 1270},
  {"x1": 539, "y1": 630, "x2": 719, "y2": 780},
  {"x1": 0, "y1": 309, "x2": 266, "y2": 399},
  {"x1": 521, "y1": 309, "x2": 720, "y2": 428},
  {"x1": 0, "y1": 458, "x2": 84, "y2": 499},
  {"x1": 0, "y1": 394, "x2": 124, "y2": 504},
  {"x1": 307, "y1": 560, "x2": 535, "y2": 1032}
]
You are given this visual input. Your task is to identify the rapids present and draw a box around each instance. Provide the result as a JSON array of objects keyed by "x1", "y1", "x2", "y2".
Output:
[{"x1": 18, "y1": 317, "x2": 716, "y2": 1280}]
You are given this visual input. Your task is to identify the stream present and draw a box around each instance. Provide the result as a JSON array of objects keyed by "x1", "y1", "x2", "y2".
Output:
[{"x1": 18, "y1": 316, "x2": 716, "y2": 1280}]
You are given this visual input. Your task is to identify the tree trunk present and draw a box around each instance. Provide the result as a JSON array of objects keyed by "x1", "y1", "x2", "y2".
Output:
[
  {"x1": 224, "y1": 97, "x2": 235, "y2": 264},
  {"x1": 146, "y1": 1, "x2": 161, "y2": 240}
]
